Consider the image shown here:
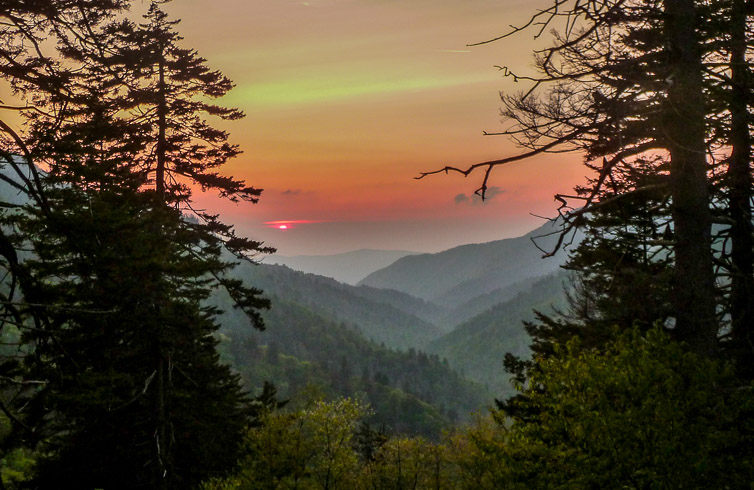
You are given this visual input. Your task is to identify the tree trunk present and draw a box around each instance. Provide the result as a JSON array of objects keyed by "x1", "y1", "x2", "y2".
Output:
[
  {"x1": 156, "y1": 52, "x2": 167, "y2": 198},
  {"x1": 663, "y1": 0, "x2": 718, "y2": 355},
  {"x1": 727, "y1": 0, "x2": 754, "y2": 374},
  {"x1": 153, "y1": 49, "x2": 170, "y2": 488},
  {"x1": 155, "y1": 354, "x2": 168, "y2": 489}
]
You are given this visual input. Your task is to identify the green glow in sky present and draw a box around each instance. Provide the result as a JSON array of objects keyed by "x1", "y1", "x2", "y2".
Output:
[{"x1": 229, "y1": 72, "x2": 489, "y2": 107}]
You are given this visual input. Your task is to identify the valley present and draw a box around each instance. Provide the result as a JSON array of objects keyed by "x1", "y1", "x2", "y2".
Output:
[{"x1": 218, "y1": 221, "x2": 575, "y2": 437}]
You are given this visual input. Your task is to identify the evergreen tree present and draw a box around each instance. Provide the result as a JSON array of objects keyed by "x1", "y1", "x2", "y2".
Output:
[
  {"x1": 0, "y1": 1, "x2": 273, "y2": 487},
  {"x1": 710, "y1": 0, "x2": 754, "y2": 374},
  {"x1": 0, "y1": 0, "x2": 133, "y2": 465},
  {"x1": 423, "y1": 0, "x2": 753, "y2": 363},
  {"x1": 16, "y1": 177, "x2": 255, "y2": 488}
]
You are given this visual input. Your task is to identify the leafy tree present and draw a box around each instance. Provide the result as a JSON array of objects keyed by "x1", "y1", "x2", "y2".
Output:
[
  {"x1": 361, "y1": 436, "x2": 450, "y2": 490},
  {"x1": 207, "y1": 332, "x2": 754, "y2": 489},
  {"x1": 490, "y1": 328, "x2": 754, "y2": 488},
  {"x1": 205, "y1": 398, "x2": 368, "y2": 490}
]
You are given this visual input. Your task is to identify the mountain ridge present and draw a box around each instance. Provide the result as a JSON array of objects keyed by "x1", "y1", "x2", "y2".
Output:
[
  {"x1": 267, "y1": 249, "x2": 421, "y2": 285},
  {"x1": 232, "y1": 261, "x2": 447, "y2": 348},
  {"x1": 427, "y1": 270, "x2": 571, "y2": 395},
  {"x1": 358, "y1": 220, "x2": 578, "y2": 305}
]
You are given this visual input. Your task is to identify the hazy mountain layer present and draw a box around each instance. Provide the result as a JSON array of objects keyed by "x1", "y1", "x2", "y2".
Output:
[
  {"x1": 358, "y1": 220, "x2": 577, "y2": 306},
  {"x1": 267, "y1": 249, "x2": 420, "y2": 285},
  {"x1": 233, "y1": 262, "x2": 446, "y2": 349},
  {"x1": 219, "y1": 222, "x2": 576, "y2": 425}
]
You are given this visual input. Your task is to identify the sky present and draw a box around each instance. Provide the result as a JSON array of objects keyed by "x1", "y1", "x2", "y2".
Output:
[{"x1": 162, "y1": 0, "x2": 586, "y2": 256}]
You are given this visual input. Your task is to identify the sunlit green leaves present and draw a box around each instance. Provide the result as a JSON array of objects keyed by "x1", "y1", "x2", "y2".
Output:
[{"x1": 497, "y1": 328, "x2": 754, "y2": 488}]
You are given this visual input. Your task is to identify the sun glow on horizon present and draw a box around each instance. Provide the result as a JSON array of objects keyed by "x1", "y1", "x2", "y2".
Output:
[{"x1": 265, "y1": 219, "x2": 329, "y2": 230}]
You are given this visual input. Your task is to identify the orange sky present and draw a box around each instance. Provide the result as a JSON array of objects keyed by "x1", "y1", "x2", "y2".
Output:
[{"x1": 164, "y1": 0, "x2": 586, "y2": 255}]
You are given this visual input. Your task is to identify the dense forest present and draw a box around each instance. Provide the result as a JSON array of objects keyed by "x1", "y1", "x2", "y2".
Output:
[{"x1": 1, "y1": 0, "x2": 754, "y2": 488}]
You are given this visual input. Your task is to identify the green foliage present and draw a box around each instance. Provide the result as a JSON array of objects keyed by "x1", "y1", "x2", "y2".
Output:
[
  {"x1": 1, "y1": 412, "x2": 36, "y2": 488},
  {"x1": 493, "y1": 328, "x2": 754, "y2": 488},
  {"x1": 361, "y1": 436, "x2": 452, "y2": 489},
  {"x1": 207, "y1": 329, "x2": 754, "y2": 490},
  {"x1": 204, "y1": 398, "x2": 367, "y2": 490},
  {"x1": 428, "y1": 271, "x2": 568, "y2": 395},
  {"x1": 219, "y1": 293, "x2": 490, "y2": 439},
  {"x1": 204, "y1": 398, "x2": 470, "y2": 490},
  {"x1": 0, "y1": 447, "x2": 35, "y2": 489},
  {"x1": 233, "y1": 263, "x2": 442, "y2": 349},
  {"x1": 445, "y1": 416, "x2": 508, "y2": 489}
]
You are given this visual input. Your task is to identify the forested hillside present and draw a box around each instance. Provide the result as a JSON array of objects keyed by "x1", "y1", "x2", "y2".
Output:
[
  {"x1": 216, "y1": 292, "x2": 490, "y2": 439},
  {"x1": 427, "y1": 271, "x2": 570, "y2": 394},
  {"x1": 219, "y1": 226, "x2": 575, "y2": 415},
  {"x1": 205, "y1": 237, "x2": 574, "y2": 435},
  {"x1": 232, "y1": 262, "x2": 446, "y2": 348}
]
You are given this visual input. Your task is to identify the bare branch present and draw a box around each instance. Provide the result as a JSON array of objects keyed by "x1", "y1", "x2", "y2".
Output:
[{"x1": 416, "y1": 128, "x2": 585, "y2": 199}]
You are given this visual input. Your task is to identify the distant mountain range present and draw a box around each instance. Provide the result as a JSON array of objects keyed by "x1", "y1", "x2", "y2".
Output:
[
  {"x1": 358, "y1": 219, "x2": 575, "y2": 305},
  {"x1": 266, "y1": 249, "x2": 421, "y2": 285},
  {"x1": 1, "y1": 159, "x2": 572, "y2": 434}
]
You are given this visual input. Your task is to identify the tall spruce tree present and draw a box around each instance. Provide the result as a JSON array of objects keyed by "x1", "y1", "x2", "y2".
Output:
[
  {"x1": 0, "y1": 0, "x2": 133, "y2": 465},
  {"x1": 1, "y1": 1, "x2": 274, "y2": 487},
  {"x1": 712, "y1": 0, "x2": 754, "y2": 374},
  {"x1": 422, "y1": 0, "x2": 753, "y2": 362}
]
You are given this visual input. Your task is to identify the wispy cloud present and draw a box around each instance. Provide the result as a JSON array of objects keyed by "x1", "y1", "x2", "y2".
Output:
[
  {"x1": 454, "y1": 193, "x2": 469, "y2": 204},
  {"x1": 453, "y1": 186, "x2": 504, "y2": 205}
]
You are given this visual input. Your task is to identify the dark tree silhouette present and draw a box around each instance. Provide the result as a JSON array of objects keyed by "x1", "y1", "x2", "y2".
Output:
[
  {"x1": 421, "y1": 0, "x2": 753, "y2": 360},
  {"x1": 0, "y1": 1, "x2": 275, "y2": 487}
]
